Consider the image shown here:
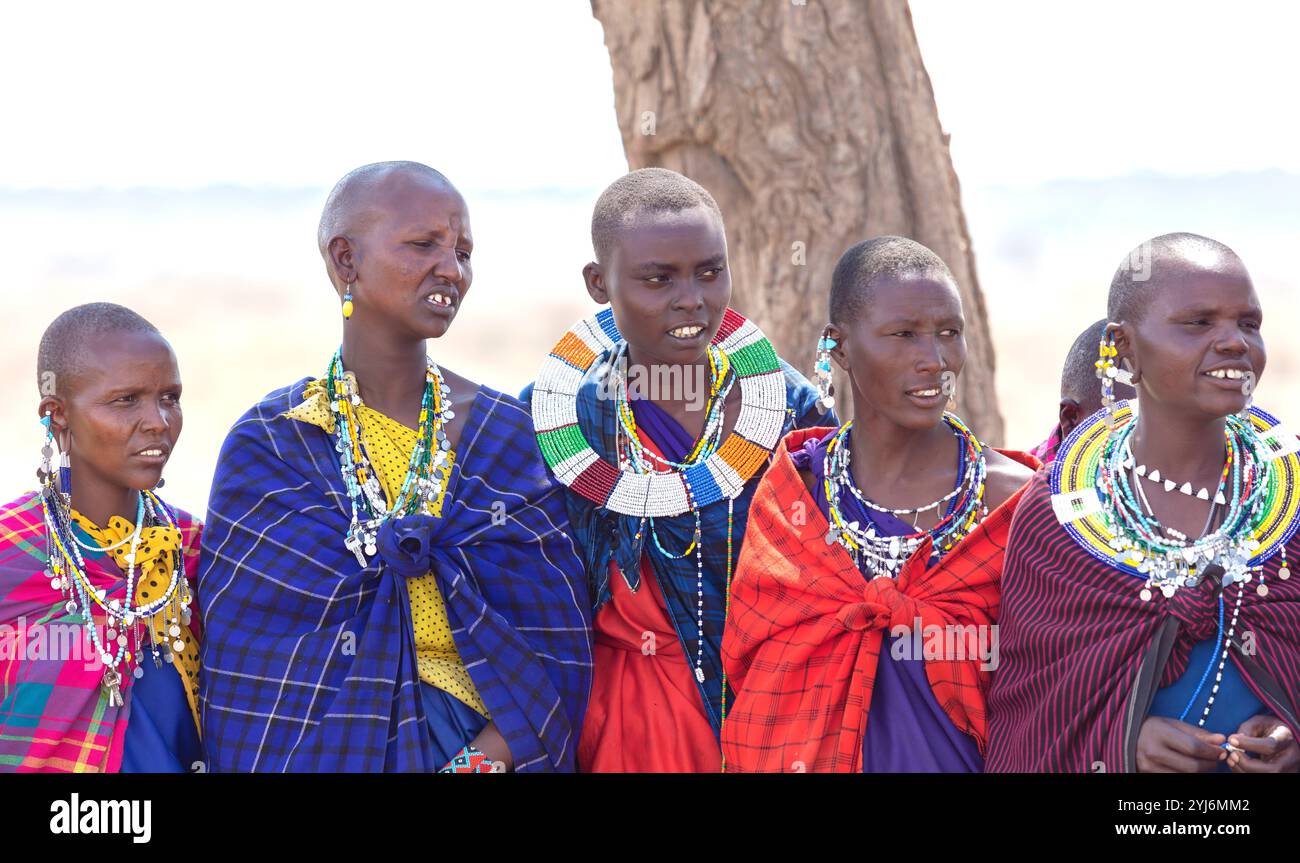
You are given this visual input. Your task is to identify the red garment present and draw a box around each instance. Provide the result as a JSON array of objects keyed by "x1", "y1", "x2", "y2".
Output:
[
  {"x1": 721, "y1": 427, "x2": 1040, "y2": 772},
  {"x1": 577, "y1": 425, "x2": 722, "y2": 773},
  {"x1": 577, "y1": 556, "x2": 722, "y2": 772}
]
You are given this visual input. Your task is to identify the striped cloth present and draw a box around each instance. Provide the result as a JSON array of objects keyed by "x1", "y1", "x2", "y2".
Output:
[
  {"x1": 721, "y1": 427, "x2": 1038, "y2": 772},
  {"x1": 0, "y1": 491, "x2": 202, "y2": 772},
  {"x1": 986, "y1": 470, "x2": 1300, "y2": 772},
  {"x1": 198, "y1": 379, "x2": 592, "y2": 772}
]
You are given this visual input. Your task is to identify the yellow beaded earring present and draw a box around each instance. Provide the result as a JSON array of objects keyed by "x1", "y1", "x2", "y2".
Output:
[
  {"x1": 342, "y1": 283, "x2": 355, "y2": 319},
  {"x1": 1096, "y1": 329, "x2": 1120, "y2": 427}
]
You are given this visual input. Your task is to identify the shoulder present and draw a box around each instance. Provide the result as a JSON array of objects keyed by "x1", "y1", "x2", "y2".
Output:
[
  {"x1": 0, "y1": 490, "x2": 42, "y2": 525},
  {"x1": 983, "y1": 448, "x2": 1040, "y2": 512}
]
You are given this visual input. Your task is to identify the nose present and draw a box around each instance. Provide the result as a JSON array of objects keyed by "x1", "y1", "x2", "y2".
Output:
[
  {"x1": 432, "y1": 244, "x2": 464, "y2": 284},
  {"x1": 914, "y1": 334, "x2": 944, "y2": 374},
  {"x1": 671, "y1": 278, "x2": 706, "y2": 313},
  {"x1": 139, "y1": 399, "x2": 170, "y2": 433},
  {"x1": 1212, "y1": 323, "x2": 1250, "y2": 356}
]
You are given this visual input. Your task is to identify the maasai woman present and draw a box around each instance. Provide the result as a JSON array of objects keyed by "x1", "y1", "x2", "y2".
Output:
[
  {"x1": 0, "y1": 303, "x2": 201, "y2": 772},
  {"x1": 721, "y1": 237, "x2": 1037, "y2": 772},
  {"x1": 988, "y1": 233, "x2": 1300, "y2": 773},
  {"x1": 199, "y1": 162, "x2": 592, "y2": 773},
  {"x1": 527, "y1": 168, "x2": 829, "y2": 772}
]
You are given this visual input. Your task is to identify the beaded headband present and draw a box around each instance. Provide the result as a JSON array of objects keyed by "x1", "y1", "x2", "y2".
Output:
[{"x1": 532, "y1": 307, "x2": 785, "y2": 516}]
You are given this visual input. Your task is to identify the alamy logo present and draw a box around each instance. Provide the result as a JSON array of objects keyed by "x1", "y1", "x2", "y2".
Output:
[{"x1": 49, "y1": 793, "x2": 151, "y2": 843}]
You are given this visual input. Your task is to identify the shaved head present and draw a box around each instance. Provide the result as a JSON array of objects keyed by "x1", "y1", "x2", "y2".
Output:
[
  {"x1": 1108, "y1": 232, "x2": 1247, "y2": 325},
  {"x1": 591, "y1": 168, "x2": 723, "y2": 265},
  {"x1": 829, "y1": 236, "x2": 956, "y2": 324},
  {"x1": 317, "y1": 161, "x2": 455, "y2": 262},
  {"x1": 38, "y1": 303, "x2": 164, "y2": 397}
]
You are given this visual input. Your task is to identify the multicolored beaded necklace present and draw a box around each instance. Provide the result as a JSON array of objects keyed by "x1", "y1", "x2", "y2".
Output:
[
  {"x1": 39, "y1": 458, "x2": 190, "y2": 707},
  {"x1": 532, "y1": 308, "x2": 785, "y2": 516},
  {"x1": 324, "y1": 348, "x2": 454, "y2": 566},
  {"x1": 1051, "y1": 401, "x2": 1300, "y2": 727},
  {"x1": 823, "y1": 415, "x2": 988, "y2": 579},
  {"x1": 610, "y1": 340, "x2": 738, "y2": 686}
]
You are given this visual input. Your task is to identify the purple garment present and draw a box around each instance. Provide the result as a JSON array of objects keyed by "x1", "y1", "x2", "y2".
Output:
[
  {"x1": 793, "y1": 430, "x2": 984, "y2": 773},
  {"x1": 629, "y1": 397, "x2": 697, "y2": 463}
]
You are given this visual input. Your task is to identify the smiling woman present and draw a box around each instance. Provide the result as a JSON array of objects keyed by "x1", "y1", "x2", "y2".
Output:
[
  {"x1": 198, "y1": 161, "x2": 592, "y2": 773},
  {"x1": 988, "y1": 233, "x2": 1300, "y2": 774},
  {"x1": 0, "y1": 302, "x2": 203, "y2": 772}
]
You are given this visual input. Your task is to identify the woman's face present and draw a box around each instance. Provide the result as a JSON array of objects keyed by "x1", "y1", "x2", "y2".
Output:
[
  {"x1": 1121, "y1": 261, "x2": 1265, "y2": 421},
  {"x1": 585, "y1": 206, "x2": 731, "y2": 368},
  {"x1": 830, "y1": 271, "x2": 966, "y2": 430},
  {"x1": 44, "y1": 330, "x2": 183, "y2": 495},
  {"x1": 343, "y1": 175, "x2": 473, "y2": 341}
]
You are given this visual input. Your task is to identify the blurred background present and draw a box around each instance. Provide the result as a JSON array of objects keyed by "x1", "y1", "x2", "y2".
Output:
[{"x1": 2, "y1": 0, "x2": 1296, "y2": 517}]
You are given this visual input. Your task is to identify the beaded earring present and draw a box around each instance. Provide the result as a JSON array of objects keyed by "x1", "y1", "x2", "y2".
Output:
[
  {"x1": 1096, "y1": 330, "x2": 1121, "y2": 428},
  {"x1": 38, "y1": 413, "x2": 55, "y2": 489},
  {"x1": 814, "y1": 329, "x2": 836, "y2": 414},
  {"x1": 1239, "y1": 370, "x2": 1256, "y2": 420},
  {"x1": 941, "y1": 370, "x2": 957, "y2": 412},
  {"x1": 342, "y1": 283, "x2": 355, "y2": 319}
]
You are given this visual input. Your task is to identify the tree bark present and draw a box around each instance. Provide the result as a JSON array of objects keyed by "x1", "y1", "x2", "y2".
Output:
[{"x1": 590, "y1": 0, "x2": 1004, "y2": 443}]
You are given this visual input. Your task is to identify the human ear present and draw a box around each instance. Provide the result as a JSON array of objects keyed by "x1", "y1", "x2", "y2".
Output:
[
  {"x1": 328, "y1": 236, "x2": 358, "y2": 289},
  {"x1": 1058, "y1": 398, "x2": 1082, "y2": 437},
  {"x1": 583, "y1": 262, "x2": 610, "y2": 305},
  {"x1": 825, "y1": 324, "x2": 850, "y2": 373}
]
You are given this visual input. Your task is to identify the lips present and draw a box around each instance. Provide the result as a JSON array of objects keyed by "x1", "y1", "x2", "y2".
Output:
[
  {"x1": 1203, "y1": 367, "x2": 1249, "y2": 381},
  {"x1": 667, "y1": 323, "x2": 707, "y2": 340},
  {"x1": 425, "y1": 286, "x2": 459, "y2": 312}
]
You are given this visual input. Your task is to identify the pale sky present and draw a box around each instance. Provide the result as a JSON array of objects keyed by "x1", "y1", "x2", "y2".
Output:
[{"x1": 2, "y1": 0, "x2": 1297, "y2": 192}]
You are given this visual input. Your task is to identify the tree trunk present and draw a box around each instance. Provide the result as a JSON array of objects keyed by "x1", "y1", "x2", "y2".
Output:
[{"x1": 590, "y1": 0, "x2": 1004, "y2": 443}]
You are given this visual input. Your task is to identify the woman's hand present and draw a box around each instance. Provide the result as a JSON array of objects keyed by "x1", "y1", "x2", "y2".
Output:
[
  {"x1": 1136, "y1": 716, "x2": 1226, "y2": 773},
  {"x1": 1226, "y1": 716, "x2": 1300, "y2": 773}
]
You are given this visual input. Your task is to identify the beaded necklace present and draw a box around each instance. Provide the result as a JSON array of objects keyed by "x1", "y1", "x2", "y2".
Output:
[
  {"x1": 324, "y1": 348, "x2": 454, "y2": 566},
  {"x1": 1097, "y1": 414, "x2": 1268, "y2": 600},
  {"x1": 611, "y1": 341, "x2": 738, "y2": 687},
  {"x1": 823, "y1": 415, "x2": 988, "y2": 579},
  {"x1": 532, "y1": 307, "x2": 786, "y2": 516},
  {"x1": 40, "y1": 484, "x2": 191, "y2": 706},
  {"x1": 1051, "y1": 401, "x2": 1300, "y2": 728}
]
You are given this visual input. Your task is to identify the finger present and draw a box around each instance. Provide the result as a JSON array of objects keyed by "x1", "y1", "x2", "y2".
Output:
[
  {"x1": 1229, "y1": 735, "x2": 1284, "y2": 758},
  {"x1": 1234, "y1": 715, "x2": 1274, "y2": 738},
  {"x1": 1169, "y1": 729, "x2": 1227, "y2": 760},
  {"x1": 1229, "y1": 750, "x2": 1273, "y2": 773}
]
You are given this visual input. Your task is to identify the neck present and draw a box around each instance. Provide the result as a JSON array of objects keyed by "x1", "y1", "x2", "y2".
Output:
[
  {"x1": 68, "y1": 468, "x2": 140, "y2": 529},
  {"x1": 341, "y1": 328, "x2": 429, "y2": 422},
  {"x1": 623, "y1": 342, "x2": 712, "y2": 413},
  {"x1": 1129, "y1": 402, "x2": 1229, "y2": 487},
  {"x1": 847, "y1": 405, "x2": 955, "y2": 489}
]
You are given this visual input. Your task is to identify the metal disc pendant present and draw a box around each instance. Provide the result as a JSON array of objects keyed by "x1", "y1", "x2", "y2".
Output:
[
  {"x1": 1140, "y1": 588, "x2": 1153, "y2": 601},
  {"x1": 169, "y1": 624, "x2": 181, "y2": 638},
  {"x1": 133, "y1": 666, "x2": 144, "y2": 679},
  {"x1": 172, "y1": 639, "x2": 185, "y2": 652},
  {"x1": 1257, "y1": 583, "x2": 1269, "y2": 597},
  {"x1": 65, "y1": 600, "x2": 77, "y2": 614},
  {"x1": 1279, "y1": 566, "x2": 1291, "y2": 581}
]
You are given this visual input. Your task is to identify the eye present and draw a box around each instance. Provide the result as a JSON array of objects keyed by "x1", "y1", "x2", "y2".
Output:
[
  {"x1": 115, "y1": 394, "x2": 137, "y2": 404},
  {"x1": 1241, "y1": 319, "x2": 1261, "y2": 330},
  {"x1": 456, "y1": 249, "x2": 471, "y2": 263},
  {"x1": 891, "y1": 331, "x2": 913, "y2": 338},
  {"x1": 411, "y1": 240, "x2": 434, "y2": 248},
  {"x1": 162, "y1": 392, "x2": 181, "y2": 404},
  {"x1": 644, "y1": 274, "x2": 669, "y2": 284},
  {"x1": 1186, "y1": 319, "x2": 1211, "y2": 327},
  {"x1": 700, "y1": 267, "x2": 724, "y2": 279},
  {"x1": 940, "y1": 328, "x2": 961, "y2": 338}
]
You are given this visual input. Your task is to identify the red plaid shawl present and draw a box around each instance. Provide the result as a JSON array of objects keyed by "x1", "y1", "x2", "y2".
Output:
[{"x1": 721, "y1": 427, "x2": 1038, "y2": 772}]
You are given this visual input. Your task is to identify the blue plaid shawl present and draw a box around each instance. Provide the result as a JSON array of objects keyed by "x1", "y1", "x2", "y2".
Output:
[
  {"x1": 524, "y1": 358, "x2": 830, "y2": 734},
  {"x1": 198, "y1": 379, "x2": 592, "y2": 772}
]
